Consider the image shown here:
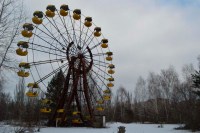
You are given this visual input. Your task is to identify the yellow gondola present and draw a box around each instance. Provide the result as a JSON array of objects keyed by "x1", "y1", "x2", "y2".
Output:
[
  {"x1": 57, "y1": 109, "x2": 64, "y2": 113},
  {"x1": 101, "y1": 39, "x2": 108, "y2": 48},
  {"x1": 96, "y1": 106, "x2": 104, "y2": 111},
  {"x1": 16, "y1": 48, "x2": 28, "y2": 56},
  {"x1": 46, "y1": 10, "x2": 55, "y2": 18},
  {"x1": 46, "y1": 5, "x2": 56, "y2": 18},
  {"x1": 32, "y1": 16, "x2": 43, "y2": 25},
  {"x1": 32, "y1": 11, "x2": 43, "y2": 24},
  {"x1": 73, "y1": 9, "x2": 81, "y2": 20},
  {"x1": 21, "y1": 23, "x2": 33, "y2": 38},
  {"x1": 72, "y1": 111, "x2": 80, "y2": 115},
  {"x1": 17, "y1": 71, "x2": 29, "y2": 77},
  {"x1": 108, "y1": 69, "x2": 115, "y2": 74},
  {"x1": 40, "y1": 108, "x2": 51, "y2": 113},
  {"x1": 72, "y1": 119, "x2": 82, "y2": 124},
  {"x1": 60, "y1": 9, "x2": 68, "y2": 16},
  {"x1": 60, "y1": 4, "x2": 69, "y2": 16},
  {"x1": 107, "y1": 77, "x2": 114, "y2": 81},
  {"x1": 101, "y1": 43, "x2": 108, "y2": 48},
  {"x1": 94, "y1": 27, "x2": 101, "y2": 37},
  {"x1": 103, "y1": 89, "x2": 111, "y2": 94},
  {"x1": 106, "y1": 56, "x2": 112, "y2": 61},
  {"x1": 21, "y1": 30, "x2": 33, "y2": 38},
  {"x1": 26, "y1": 91, "x2": 38, "y2": 97},
  {"x1": 103, "y1": 95, "x2": 111, "y2": 101},
  {"x1": 84, "y1": 17, "x2": 92, "y2": 27},
  {"x1": 107, "y1": 82, "x2": 114, "y2": 87}
]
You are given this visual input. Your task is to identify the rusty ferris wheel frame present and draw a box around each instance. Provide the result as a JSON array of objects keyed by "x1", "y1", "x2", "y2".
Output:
[{"x1": 16, "y1": 4, "x2": 115, "y2": 127}]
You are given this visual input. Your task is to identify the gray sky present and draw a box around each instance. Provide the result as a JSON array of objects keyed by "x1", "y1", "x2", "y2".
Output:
[{"x1": 8, "y1": 0, "x2": 200, "y2": 94}]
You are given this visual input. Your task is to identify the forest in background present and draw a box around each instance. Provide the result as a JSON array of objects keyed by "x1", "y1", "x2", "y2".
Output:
[
  {"x1": 109, "y1": 64, "x2": 200, "y2": 131},
  {"x1": 0, "y1": 64, "x2": 200, "y2": 131}
]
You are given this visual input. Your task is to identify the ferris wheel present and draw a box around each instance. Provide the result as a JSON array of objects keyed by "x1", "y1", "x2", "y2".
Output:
[{"x1": 16, "y1": 4, "x2": 115, "y2": 126}]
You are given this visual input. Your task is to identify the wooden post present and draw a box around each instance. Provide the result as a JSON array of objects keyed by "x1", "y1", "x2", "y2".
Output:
[{"x1": 103, "y1": 116, "x2": 106, "y2": 127}]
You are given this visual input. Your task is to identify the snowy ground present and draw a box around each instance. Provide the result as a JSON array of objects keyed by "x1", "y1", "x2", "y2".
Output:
[{"x1": 1, "y1": 122, "x2": 200, "y2": 133}]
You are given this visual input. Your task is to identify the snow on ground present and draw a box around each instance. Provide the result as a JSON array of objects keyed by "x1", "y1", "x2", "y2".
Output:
[
  {"x1": 1, "y1": 122, "x2": 200, "y2": 133},
  {"x1": 0, "y1": 124, "x2": 13, "y2": 133},
  {"x1": 39, "y1": 123, "x2": 199, "y2": 133}
]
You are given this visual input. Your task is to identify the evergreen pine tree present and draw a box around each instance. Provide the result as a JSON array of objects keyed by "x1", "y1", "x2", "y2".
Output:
[
  {"x1": 46, "y1": 70, "x2": 65, "y2": 105},
  {"x1": 191, "y1": 70, "x2": 200, "y2": 131},
  {"x1": 192, "y1": 70, "x2": 200, "y2": 97}
]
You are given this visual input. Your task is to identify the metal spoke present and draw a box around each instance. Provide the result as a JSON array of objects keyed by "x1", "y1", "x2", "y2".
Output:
[
  {"x1": 27, "y1": 47, "x2": 66, "y2": 58},
  {"x1": 35, "y1": 63, "x2": 68, "y2": 84},
  {"x1": 30, "y1": 42, "x2": 66, "y2": 54},
  {"x1": 69, "y1": 12, "x2": 78, "y2": 47},
  {"x1": 92, "y1": 63, "x2": 112, "y2": 78},
  {"x1": 33, "y1": 24, "x2": 66, "y2": 48},
  {"x1": 56, "y1": 10, "x2": 73, "y2": 43},
  {"x1": 29, "y1": 58, "x2": 67, "y2": 66}
]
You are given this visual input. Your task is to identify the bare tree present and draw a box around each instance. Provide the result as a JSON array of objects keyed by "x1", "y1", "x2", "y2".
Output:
[
  {"x1": 0, "y1": 74, "x2": 4, "y2": 92},
  {"x1": 14, "y1": 78, "x2": 26, "y2": 121},
  {"x1": 176, "y1": 64, "x2": 195, "y2": 101},
  {"x1": 113, "y1": 86, "x2": 133, "y2": 123},
  {"x1": 0, "y1": 83, "x2": 11, "y2": 121},
  {"x1": 160, "y1": 66, "x2": 179, "y2": 100},
  {"x1": 197, "y1": 55, "x2": 200, "y2": 69},
  {"x1": 134, "y1": 76, "x2": 147, "y2": 103},
  {"x1": 159, "y1": 66, "x2": 179, "y2": 122},
  {"x1": 133, "y1": 76, "x2": 147, "y2": 122},
  {"x1": 177, "y1": 64, "x2": 200, "y2": 130},
  {"x1": 0, "y1": 0, "x2": 25, "y2": 72},
  {"x1": 147, "y1": 72, "x2": 162, "y2": 123}
]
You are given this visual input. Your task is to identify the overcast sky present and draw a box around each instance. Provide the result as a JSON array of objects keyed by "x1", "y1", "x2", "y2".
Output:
[{"x1": 10, "y1": 0, "x2": 200, "y2": 94}]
